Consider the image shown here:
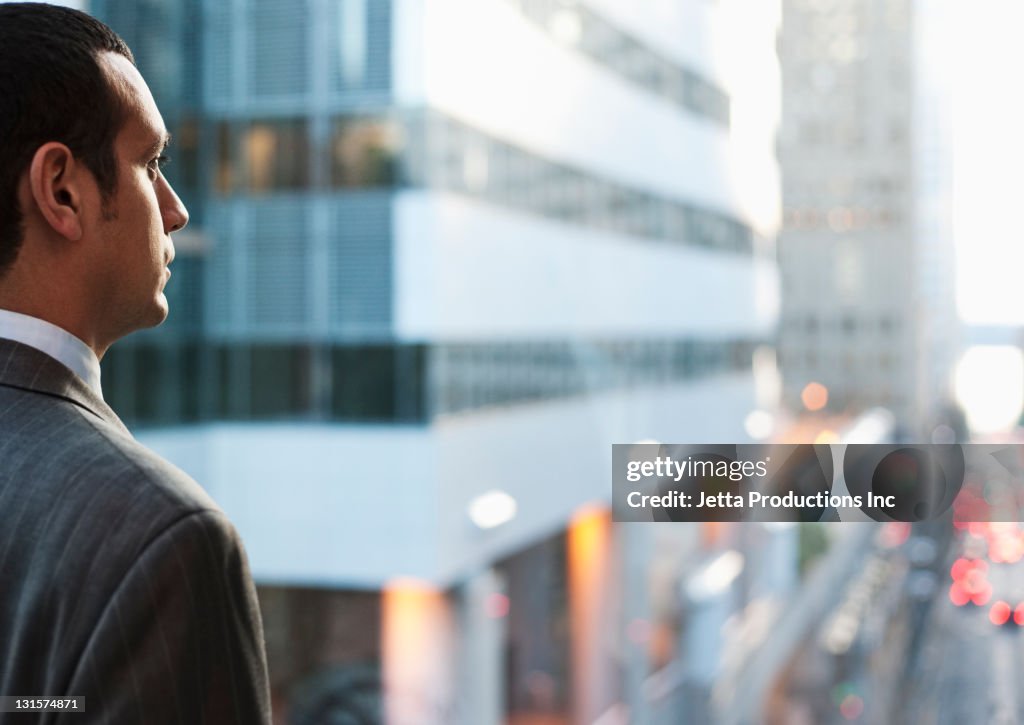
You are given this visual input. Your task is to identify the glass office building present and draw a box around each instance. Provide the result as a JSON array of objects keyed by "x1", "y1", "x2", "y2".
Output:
[{"x1": 92, "y1": 1, "x2": 783, "y2": 722}]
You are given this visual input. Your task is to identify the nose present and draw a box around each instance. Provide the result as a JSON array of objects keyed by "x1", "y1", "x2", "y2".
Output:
[{"x1": 160, "y1": 176, "x2": 189, "y2": 234}]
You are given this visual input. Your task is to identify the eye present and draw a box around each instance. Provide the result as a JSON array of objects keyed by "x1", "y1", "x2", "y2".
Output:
[{"x1": 147, "y1": 155, "x2": 170, "y2": 178}]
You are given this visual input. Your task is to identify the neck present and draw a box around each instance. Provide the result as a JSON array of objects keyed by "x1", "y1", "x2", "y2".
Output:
[{"x1": 0, "y1": 285, "x2": 107, "y2": 360}]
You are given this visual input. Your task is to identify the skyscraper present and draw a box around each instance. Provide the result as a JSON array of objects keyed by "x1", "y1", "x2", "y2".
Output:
[{"x1": 777, "y1": 0, "x2": 957, "y2": 434}]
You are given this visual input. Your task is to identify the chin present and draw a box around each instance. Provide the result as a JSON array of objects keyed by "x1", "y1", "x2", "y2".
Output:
[
  {"x1": 144, "y1": 295, "x2": 170, "y2": 328},
  {"x1": 153, "y1": 298, "x2": 170, "y2": 326},
  {"x1": 111, "y1": 296, "x2": 171, "y2": 344}
]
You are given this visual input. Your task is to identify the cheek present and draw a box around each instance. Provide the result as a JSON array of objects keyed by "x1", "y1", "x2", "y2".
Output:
[{"x1": 128, "y1": 183, "x2": 165, "y2": 246}]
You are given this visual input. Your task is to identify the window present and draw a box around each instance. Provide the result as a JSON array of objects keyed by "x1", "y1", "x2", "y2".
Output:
[
  {"x1": 330, "y1": 117, "x2": 401, "y2": 188},
  {"x1": 336, "y1": 0, "x2": 367, "y2": 88},
  {"x1": 244, "y1": 119, "x2": 310, "y2": 192},
  {"x1": 331, "y1": 346, "x2": 398, "y2": 420},
  {"x1": 249, "y1": 345, "x2": 313, "y2": 418},
  {"x1": 511, "y1": 0, "x2": 730, "y2": 126},
  {"x1": 169, "y1": 117, "x2": 200, "y2": 193},
  {"x1": 249, "y1": 0, "x2": 309, "y2": 96},
  {"x1": 215, "y1": 122, "x2": 235, "y2": 195}
]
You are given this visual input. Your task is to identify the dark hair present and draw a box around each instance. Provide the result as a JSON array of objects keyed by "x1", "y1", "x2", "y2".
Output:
[{"x1": 0, "y1": 3, "x2": 135, "y2": 274}]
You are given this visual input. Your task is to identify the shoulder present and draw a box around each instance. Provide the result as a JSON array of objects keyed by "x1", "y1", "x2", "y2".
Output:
[
  {"x1": 0, "y1": 387, "x2": 226, "y2": 590},
  {"x1": 86, "y1": 420, "x2": 220, "y2": 514},
  {"x1": 0, "y1": 388, "x2": 254, "y2": 695},
  {"x1": 66, "y1": 412, "x2": 227, "y2": 559},
  {"x1": 0, "y1": 384, "x2": 219, "y2": 515}
]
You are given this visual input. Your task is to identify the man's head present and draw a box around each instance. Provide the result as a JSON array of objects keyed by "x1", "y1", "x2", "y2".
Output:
[{"x1": 0, "y1": 3, "x2": 188, "y2": 356}]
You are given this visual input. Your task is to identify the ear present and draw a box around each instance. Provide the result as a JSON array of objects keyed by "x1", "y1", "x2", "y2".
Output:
[{"x1": 27, "y1": 142, "x2": 86, "y2": 242}]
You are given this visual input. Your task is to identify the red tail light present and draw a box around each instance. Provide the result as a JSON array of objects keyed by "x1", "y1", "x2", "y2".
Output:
[
  {"x1": 972, "y1": 582, "x2": 993, "y2": 606},
  {"x1": 990, "y1": 601, "x2": 1012, "y2": 626},
  {"x1": 950, "y1": 582, "x2": 969, "y2": 606},
  {"x1": 951, "y1": 557, "x2": 970, "y2": 581},
  {"x1": 1014, "y1": 603, "x2": 1024, "y2": 626}
]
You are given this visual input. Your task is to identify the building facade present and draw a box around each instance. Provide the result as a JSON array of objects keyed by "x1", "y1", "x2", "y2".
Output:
[
  {"x1": 777, "y1": 0, "x2": 958, "y2": 434},
  {"x1": 92, "y1": 0, "x2": 782, "y2": 722}
]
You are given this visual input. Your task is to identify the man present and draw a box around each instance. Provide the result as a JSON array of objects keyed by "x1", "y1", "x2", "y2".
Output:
[{"x1": 0, "y1": 5, "x2": 271, "y2": 723}]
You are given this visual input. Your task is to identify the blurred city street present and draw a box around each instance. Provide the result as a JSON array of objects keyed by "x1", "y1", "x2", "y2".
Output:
[
  {"x1": 891, "y1": 520, "x2": 1024, "y2": 725},
  {"x1": 905, "y1": 573, "x2": 1023, "y2": 725}
]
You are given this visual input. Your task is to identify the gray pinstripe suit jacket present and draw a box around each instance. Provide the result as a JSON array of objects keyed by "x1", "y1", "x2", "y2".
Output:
[{"x1": 0, "y1": 338, "x2": 271, "y2": 724}]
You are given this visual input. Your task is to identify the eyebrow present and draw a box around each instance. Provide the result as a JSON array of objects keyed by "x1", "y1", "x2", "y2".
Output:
[{"x1": 141, "y1": 132, "x2": 172, "y2": 161}]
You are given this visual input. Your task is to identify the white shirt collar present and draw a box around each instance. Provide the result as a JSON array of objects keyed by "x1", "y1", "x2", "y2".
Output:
[{"x1": 0, "y1": 309, "x2": 103, "y2": 398}]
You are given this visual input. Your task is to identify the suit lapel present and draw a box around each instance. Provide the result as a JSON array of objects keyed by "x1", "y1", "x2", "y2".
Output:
[{"x1": 0, "y1": 337, "x2": 131, "y2": 436}]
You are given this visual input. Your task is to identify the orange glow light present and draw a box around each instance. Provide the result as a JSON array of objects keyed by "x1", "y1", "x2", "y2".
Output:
[
  {"x1": 801, "y1": 382, "x2": 829, "y2": 412},
  {"x1": 382, "y1": 579, "x2": 453, "y2": 724},
  {"x1": 814, "y1": 429, "x2": 839, "y2": 444},
  {"x1": 382, "y1": 579, "x2": 447, "y2": 666},
  {"x1": 567, "y1": 505, "x2": 613, "y2": 723},
  {"x1": 701, "y1": 521, "x2": 726, "y2": 547},
  {"x1": 569, "y1": 506, "x2": 608, "y2": 570}
]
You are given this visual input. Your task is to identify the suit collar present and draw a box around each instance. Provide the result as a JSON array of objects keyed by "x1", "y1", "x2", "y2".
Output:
[
  {"x1": 0, "y1": 337, "x2": 130, "y2": 436},
  {"x1": 0, "y1": 309, "x2": 103, "y2": 397}
]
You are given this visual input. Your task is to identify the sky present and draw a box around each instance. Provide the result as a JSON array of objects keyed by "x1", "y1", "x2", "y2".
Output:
[{"x1": 953, "y1": 0, "x2": 1024, "y2": 326}]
